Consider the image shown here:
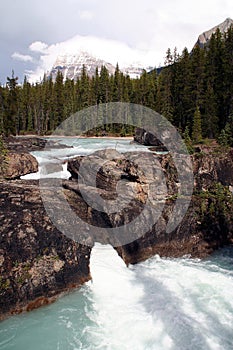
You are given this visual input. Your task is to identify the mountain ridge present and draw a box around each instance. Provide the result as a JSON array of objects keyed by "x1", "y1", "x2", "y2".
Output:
[
  {"x1": 50, "y1": 50, "x2": 153, "y2": 81},
  {"x1": 195, "y1": 17, "x2": 233, "y2": 47}
]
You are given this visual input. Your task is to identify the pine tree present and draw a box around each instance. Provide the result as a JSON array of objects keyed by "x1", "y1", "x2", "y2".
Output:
[
  {"x1": 4, "y1": 71, "x2": 18, "y2": 136},
  {"x1": 164, "y1": 48, "x2": 173, "y2": 66},
  {"x1": 18, "y1": 76, "x2": 32, "y2": 133},
  {"x1": 79, "y1": 65, "x2": 90, "y2": 108},
  {"x1": 157, "y1": 67, "x2": 174, "y2": 122},
  {"x1": 99, "y1": 66, "x2": 110, "y2": 103},
  {"x1": 0, "y1": 85, "x2": 5, "y2": 134},
  {"x1": 41, "y1": 75, "x2": 53, "y2": 133},
  {"x1": 203, "y1": 82, "x2": 218, "y2": 138},
  {"x1": 218, "y1": 114, "x2": 233, "y2": 146},
  {"x1": 192, "y1": 106, "x2": 202, "y2": 143},
  {"x1": 205, "y1": 29, "x2": 226, "y2": 130},
  {"x1": 54, "y1": 70, "x2": 65, "y2": 127},
  {"x1": 223, "y1": 26, "x2": 233, "y2": 118},
  {"x1": 183, "y1": 126, "x2": 194, "y2": 154},
  {"x1": 190, "y1": 44, "x2": 205, "y2": 107},
  {"x1": 172, "y1": 47, "x2": 192, "y2": 129},
  {"x1": 113, "y1": 63, "x2": 122, "y2": 102}
]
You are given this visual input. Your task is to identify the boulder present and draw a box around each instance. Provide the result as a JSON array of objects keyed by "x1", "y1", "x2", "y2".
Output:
[{"x1": 2, "y1": 152, "x2": 38, "y2": 179}]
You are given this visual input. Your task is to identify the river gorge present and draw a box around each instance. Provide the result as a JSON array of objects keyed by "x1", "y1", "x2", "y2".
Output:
[{"x1": 0, "y1": 136, "x2": 233, "y2": 349}]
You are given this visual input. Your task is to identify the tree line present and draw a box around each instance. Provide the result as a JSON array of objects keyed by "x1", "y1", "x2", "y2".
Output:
[{"x1": 0, "y1": 26, "x2": 233, "y2": 145}]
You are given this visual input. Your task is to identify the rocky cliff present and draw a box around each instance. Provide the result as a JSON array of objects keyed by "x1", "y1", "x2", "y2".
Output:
[
  {"x1": 0, "y1": 180, "x2": 91, "y2": 319},
  {"x1": 195, "y1": 17, "x2": 233, "y2": 48},
  {"x1": 1, "y1": 137, "x2": 233, "y2": 319}
]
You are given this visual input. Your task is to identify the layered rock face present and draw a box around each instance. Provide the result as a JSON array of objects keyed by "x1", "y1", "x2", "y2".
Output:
[
  {"x1": 193, "y1": 149, "x2": 233, "y2": 190},
  {"x1": 0, "y1": 180, "x2": 91, "y2": 319},
  {"x1": 66, "y1": 148, "x2": 233, "y2": 264}
]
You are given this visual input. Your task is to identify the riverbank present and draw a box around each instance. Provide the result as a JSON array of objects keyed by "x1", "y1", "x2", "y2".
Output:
[{"x1": 14, "y1": 134, "x2": 134, "y2": 140}]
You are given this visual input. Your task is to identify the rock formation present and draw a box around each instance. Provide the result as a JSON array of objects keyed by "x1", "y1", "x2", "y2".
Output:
[
  {"x1": 66, "y1": 148, "x2": 233, "y2": 264},
  {"x1": 2, "y1": 153, "x2": 38, "y2": 179},
  {"x1": 0, "y1": 138, "x2": 90, "y2": 320},
  {"x1": 1, "y1": 136, "x2": 233, "y2": 319},
  {"x1": 195, "y1": 17, "x2": 233, "y2": 48},
  {"x1": 134, "y1": 127, "x2": 163, "y2": 147},
  {"x1": 0, "y1": 180, "x2": 91, "y2": 319}
]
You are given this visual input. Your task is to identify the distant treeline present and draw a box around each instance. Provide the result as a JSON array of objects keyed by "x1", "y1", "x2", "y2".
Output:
[{"x1": 0, "y1": 27, "x2": 233, "y2": 145}]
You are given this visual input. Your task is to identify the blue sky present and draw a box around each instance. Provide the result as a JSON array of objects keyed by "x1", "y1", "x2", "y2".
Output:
[{"x1": 0, "y1": 0, "x2": 232, "y2": 83}]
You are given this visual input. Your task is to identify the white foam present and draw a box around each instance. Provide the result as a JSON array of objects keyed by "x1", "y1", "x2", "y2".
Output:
[
  {"x1": 81, "y1": 245, "x2": 233, "y2": 350},
  {"x1": 86, "y1": 243, "x2": 173, "y2": 350},
  {"x1": 20, "y1": 138, "x2": 149, "y2": 180},
  {"x1": 21, "y1": 153, "x2": 71, "y2": 180}
]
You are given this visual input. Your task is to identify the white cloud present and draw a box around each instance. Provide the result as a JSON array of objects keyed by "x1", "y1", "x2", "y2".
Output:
[
  {"x1": 79, "y1": 10, "x2": 94, "y2": 21},
  {"x1": 12, "y1": 52, "x2": 33, "y2": 62},
  {"x1": 25, "y1": 68, "x2": 46, "y2": 83},
  {"x1": 29, "y1": 41, "x2": 48, "y2": 53}
]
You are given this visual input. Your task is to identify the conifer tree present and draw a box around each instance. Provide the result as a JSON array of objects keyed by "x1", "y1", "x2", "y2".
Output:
[
  {"x1": 99, "y1": 66, "x2": 110, "y2": 104},
  {"x1": 113, "y1": 63, "x2": 122, "y2": 102},
  {"x1": 183, "y1": 126, "x2": 194, "y2": 154},
  {"x1": 4, "y1": 71, "x2": 18, "y2": 136},
  {"x1": 18, "y1": 76, "x2": 32, "y2": 133},
  {"x1": 164, "y1": 48, "x2": 173, "y2": 66},
  {"x1": 54, "y1": 70, "x2": 65, "y2": 126},
  {"x1": 218, "y1": 114, "x2": 233, "y2": 147},
  {"x1": 203, "y1": 82, "x2": 218, "y2": 138},
  {"x1": 192, "y1": 106, "x2": 202, "y2": 143},
  {"x1": 223, "y1": 26, "x2": 233, "y2": 118},
  {"x1": 0, "y1": 85, "x2": 5, "y2": 134}
]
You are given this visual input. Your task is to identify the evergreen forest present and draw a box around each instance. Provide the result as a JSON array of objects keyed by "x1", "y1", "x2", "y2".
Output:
[{"x1": 0, "y1": 27, "x2": 233, "y2": 146}]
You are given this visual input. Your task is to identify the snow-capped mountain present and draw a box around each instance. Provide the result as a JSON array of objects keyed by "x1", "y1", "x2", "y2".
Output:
[
  {"x1": 49, "y1": 51, "x2": 153, "y2": 81},
  {"x1": 50, "y1": 51, "x2": 115, "y2": 80},
  {"x1": 195, "y1": 17, "x2": 233, "y2": 47}
]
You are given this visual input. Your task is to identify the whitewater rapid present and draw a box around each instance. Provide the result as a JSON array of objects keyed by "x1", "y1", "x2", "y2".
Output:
[
  {"x1": 83, "y1": 244, "x2": 233, "y2": 350},
  {"x1": 1, "y1": 244, "x2": 233, "y2": 350},
  {"x1": 20, "y1": 137, "x2": 150, "y2": 180}
]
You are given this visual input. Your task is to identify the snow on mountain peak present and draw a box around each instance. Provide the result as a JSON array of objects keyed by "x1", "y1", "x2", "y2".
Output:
[
  {"x1": 50, "y1": 51, "x2": 115, "y2": 80},
  {"x1": 50, "y1": 49, "x2": 153, "y2": 80}
]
